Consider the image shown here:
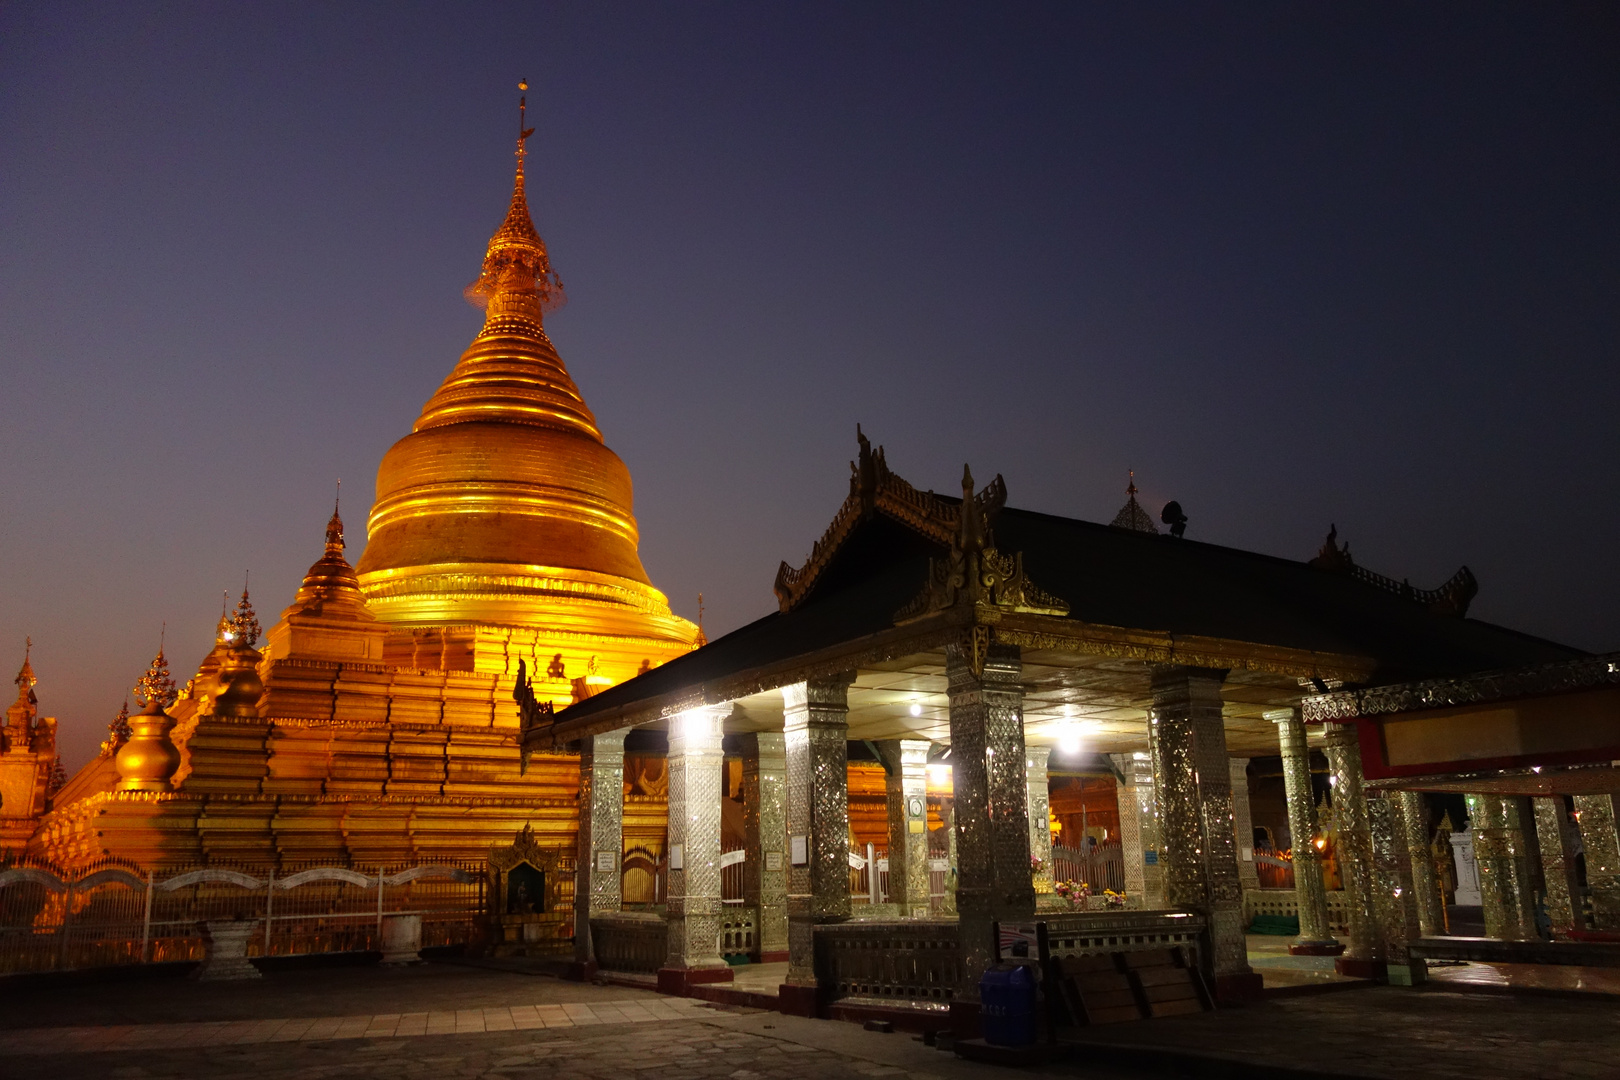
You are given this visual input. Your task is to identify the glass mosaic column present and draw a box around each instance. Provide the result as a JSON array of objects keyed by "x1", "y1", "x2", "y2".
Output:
[
  {"x1": 1148, "y1": 665, "x2": 1258, "y2": 1000},
  {"x1": 1466, "y1": 793, "x2": 1538, "y2": 942},
  {"x1": 780, "y1": 674, "x2": 853, "y2": 1011},
  {"x1": 946, "y1": 642, "x2": 1034, "y2": 1008},
  {"x1": 573, "y1": 727, "x2": 628, "y2": 971},
  {"x1": 880, "y1": 739, "x2": 932, "y2": 917},
  {"x1": 740, "y1": 731, "x2": 789, "y2": 960},
  {"x1": 941, "y1": 799, "x2": 959, "y2": 915},
  {"x1": 1322, "y1": 722, "x2": 1380, "y2": 977},
  {"x1": 1532, "y1": 795, "x2": 1585, "y2": 935},
  {"x1": 1369, "y1": 792, "x2": 1426, "y2": 985},
  {"x1": 1229, "y1": 757, "x2": 1260, "y2": 892},
  {"x1": 659, "y1": 705, "x2": 732, "y2": 992},
  {"x1": 1026, "y1": 746, "x2": 1055, "y2": 898},
  {"x1": 1110, "y1": 751, "x2": 1164, "y2": 909},
  {"x1": 1398, "y1": 790, "x2": 1445, "y2": 938},
  {"x1": 1265, "y1": 709, "x2": 1335, "y2": 951},
  {"x1": 1574, "y1": 793, "x2": 1620, "y2": 930}
]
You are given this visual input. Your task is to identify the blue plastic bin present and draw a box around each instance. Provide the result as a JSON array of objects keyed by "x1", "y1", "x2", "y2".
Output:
[{"x1": 979, "y1": 964, "x2": 1037, "y2": 1046}]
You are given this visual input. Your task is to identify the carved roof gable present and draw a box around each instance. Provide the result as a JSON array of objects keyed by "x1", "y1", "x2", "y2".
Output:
[{"x1": 772, "y1": 427, "x2": 1006, "y2": 612}]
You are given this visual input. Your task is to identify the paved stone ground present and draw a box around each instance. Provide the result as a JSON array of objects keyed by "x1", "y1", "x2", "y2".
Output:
[{"x1": 4, "y1": 961, "x2": 1620, "y2": 1079}]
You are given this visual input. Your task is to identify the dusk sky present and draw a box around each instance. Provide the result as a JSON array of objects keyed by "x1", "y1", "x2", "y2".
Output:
[{"x1": 4, "y1": 3, "x2": 1617, "y2": 770}]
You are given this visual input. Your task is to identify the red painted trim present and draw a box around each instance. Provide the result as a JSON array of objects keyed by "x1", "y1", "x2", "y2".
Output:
[{"x1": 1340, "y1": 715, "x2": 1620, "y2": 781}]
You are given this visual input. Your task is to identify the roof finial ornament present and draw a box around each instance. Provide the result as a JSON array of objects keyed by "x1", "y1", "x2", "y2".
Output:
[
  {"x1": 230, "y1": 574, "x2": 261, "y2": 648},
  {"x1": 463, "y1": 77, "x2": 563, "y2": 318},
  {"x1": 326, "y1": 480, "x2": 345, "y2": 555},
  {"x1": 15, "y1": 637, "x2": 35, "y2": 693},
  {"x1": 694, "y1": 592, "x2": 708, "y2": 648},
  {"x1": 1109, "y1": 471, "x2": 1158, "y2": 533}
]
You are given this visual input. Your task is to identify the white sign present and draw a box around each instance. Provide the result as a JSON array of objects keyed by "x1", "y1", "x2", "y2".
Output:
[
  {"x1": 595, "y1": 850, "x2": 616, "y2": 873},
  {"x1": 669, "y1": 844, "x2": 684, "y2": 871},
  {"x1": 790, "y1": 835, "x2": 809, "y2": 866},
  {"x1": 765, "y1": 851, "x2": 784, "y2": 872}
]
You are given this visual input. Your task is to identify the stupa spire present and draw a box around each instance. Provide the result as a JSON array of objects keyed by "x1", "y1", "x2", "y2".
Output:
[
  {"x1": 326, "y1": 481, "x2": 344, "y2": 556},
  {"x1": 463, "y1": 78, "x2": 564, "y2": 325}
]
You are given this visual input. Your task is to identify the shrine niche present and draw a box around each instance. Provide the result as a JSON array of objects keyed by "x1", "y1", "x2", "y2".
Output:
[{"x1": 485, "y1": 823, "x2": 571, "y2": 955}]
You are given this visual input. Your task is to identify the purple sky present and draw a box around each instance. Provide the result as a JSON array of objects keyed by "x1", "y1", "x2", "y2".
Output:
[{"x1": 4, "y1": 3, "x2": 1617, "y2": 771}]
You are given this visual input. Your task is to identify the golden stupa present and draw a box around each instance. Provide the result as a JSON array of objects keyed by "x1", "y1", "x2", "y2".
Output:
[
  {"x1": 18, "y1": 100, "x2": 698, "y2": 871},
  {"x1": 357, "y1": 111, "x2": 696, "y2": 686}
]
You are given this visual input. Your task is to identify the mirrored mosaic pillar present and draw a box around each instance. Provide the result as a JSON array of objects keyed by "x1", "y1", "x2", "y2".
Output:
[
  {"x1": 574, "y1": 728, "x2": 628, "y2": 970},
  {"x1": 1574, "y1": 794, "x2": 1620, "y2": 930},
  {"x1": 1369, "y1": 792, "x2": 1426, "y2": 985},
  {"x1": 1229, "y1": 757, "x2": 1260, "y2": 893},
  {"x1": 1398, "y1": 790, "x2": 1445, "y2": 938},
  {"x1": 780, "y1": 674, "x2": 854, "y2": 1008},
  {"x1": 947, "y1": 642, "x2": 1033, "y2": 1007},
  {"x1": 1026, "y1": 746, "x2": 1055, "y2": 897},
  {"x1": 1466, "y1": 793, "x2": 1538, "y2": 942},
  {"x1": 1266, "y1": 709, "x2": 1335, "y2": 950},
  {"x1": 1111, "y1": 751, "x2": 1164, "y2": 909},
  {"x1": 880, "y1": 739, "x2": 932, "y2": 917},
  {"x1": 1149, "y1": 666, "x2": 1258, "y2": 999},
  {"x1": 660, "y1": 705, "x2": 732, "y2": 991},
  {"x1": 1533, "y1": 796, "x2": 1584, "y2": 935},
  {"x1": 1322, "y1": 723, "x2": 1380, "y2": 977},
  {"x1": 740, "y1": 731, "x2": 789, "y2": 960}
]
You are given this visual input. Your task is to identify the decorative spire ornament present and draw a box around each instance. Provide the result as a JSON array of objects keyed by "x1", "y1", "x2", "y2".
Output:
[
  {"x1": 132, "y1": 644, "x2": 178, "y2": 710},
  {"x1": 230, "y1": 576, "x2": 261, "y2": 647}
]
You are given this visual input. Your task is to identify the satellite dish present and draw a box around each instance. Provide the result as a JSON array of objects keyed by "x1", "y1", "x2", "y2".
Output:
[{"x1": 1161, "y1": 501, "x2": 1188, "y2": 539}]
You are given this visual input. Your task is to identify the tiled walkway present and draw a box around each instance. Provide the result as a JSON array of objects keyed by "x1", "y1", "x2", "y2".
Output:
[{"x1": 0, "y1": 996, "x2": 710, "y2": 1057}]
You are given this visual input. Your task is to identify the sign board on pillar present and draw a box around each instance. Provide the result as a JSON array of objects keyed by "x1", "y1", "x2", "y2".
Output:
[
  {"x1": 669, "y1": 844, "x2": 684, "y2": 871},
  {"x1": 765, "y1": 851, "x2": 783, "y2": 872},
  {"x1": 1144, "y1": 850, "x2": 1160, "y2": 865},
  {"x1": 790, "y1": 835, "x2": 808, "y2": 866},
  {"x1": 595, "y1": 851, "x2": 617, "y2": 873}
]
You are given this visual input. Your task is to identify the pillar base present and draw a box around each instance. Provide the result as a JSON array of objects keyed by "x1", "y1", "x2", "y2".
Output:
[
  {"x1": 1288, "y1": 940, "x2": 1346, "y2": 956},
  {"x1": 777, "y1": 981, "x2": 821, "y2": 1017},
  {"x1": 1213, "y1": 971, "x2": 1265, "y2": 1004},
  {"x1": 1385, "y1": 960, "x2": 1427, "y2": 986},
  {"x1": 1334, "y1": 956, "x2": 1386, "y2": 980},
  {"x1": 657, "y1": 966, "x2": 734, "y2": 995},
  {"x1": 564, "y1": 960, "x2": 598, "y2": 982}
]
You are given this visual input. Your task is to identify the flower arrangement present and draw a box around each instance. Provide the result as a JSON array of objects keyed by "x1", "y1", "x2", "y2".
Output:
[
  {"x1": 1052, "y1": 880, "x2": 1090, "y2": 905},
  {"x1": 1030, "y1": 854, "x2": 1046, "y2": 874},
  {"x1": 1103, "y1": 889, "x2": 1127, "y2": 908}
]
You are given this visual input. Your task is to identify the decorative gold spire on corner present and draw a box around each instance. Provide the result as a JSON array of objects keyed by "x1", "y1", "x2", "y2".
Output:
[
  {"x1": 132, "y1": 645, "x2": 178, "y2": 710},
  {"x1": 325, "y1": 481, "x2": 344, "y2": 556},
  {"x1": 463, "y1": 78, "x2": 565, "y2": 325},
  {"x1": 229, "y1": 577, "x2": 261, "y2": 648},
  {"x1": 284, "y1": 492, "x2": 375, "y2": 620},
  {"x1": 693, "y1": 593, "x2": 708, "y2": 649},
  {"x1": 13, "y1": 636, "x2": 37, "y2": 699},
  {"x1": 100, "y1": 699, "x2": 132, "y2": 757},
  {"x1": 117, "y1": 644, "x2": 182, "y2": 792}
]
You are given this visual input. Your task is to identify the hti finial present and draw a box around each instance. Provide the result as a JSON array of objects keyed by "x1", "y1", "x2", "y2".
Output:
[
  {"x1": 516, "y1": 78, "x2": 535, "y2": 175},
  {"x1": 1127, "y1": 469, "x2": 1137, "y2": 498},
  {"x1": 230, "y1": 574, "x2": 261, "y2": 647},
  {"x1": 326, "y1": 481, "x2": 345, "y2": 554}
]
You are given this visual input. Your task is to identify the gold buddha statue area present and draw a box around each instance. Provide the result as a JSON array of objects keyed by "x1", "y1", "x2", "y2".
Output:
[{"x1": 17, "y1": 99, "x2": 700, "y2": 872}]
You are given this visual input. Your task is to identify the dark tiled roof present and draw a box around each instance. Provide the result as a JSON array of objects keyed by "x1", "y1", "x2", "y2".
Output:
[{"x1": 557, "y1": 506, "x2": 1580, "y2": 728}]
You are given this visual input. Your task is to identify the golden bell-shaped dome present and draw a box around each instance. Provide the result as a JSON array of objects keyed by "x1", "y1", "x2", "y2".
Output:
[
  {"x1": 115, "y1": 647, "x2": 182, "y2": 792},
  {"x1": 356, "y1": 121, "x2": 695, "y2": 653}
]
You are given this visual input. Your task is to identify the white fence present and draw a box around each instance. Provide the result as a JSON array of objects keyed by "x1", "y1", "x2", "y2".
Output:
[{"x1": 0, "y1": 858, "x2": 485, "y2": 975}]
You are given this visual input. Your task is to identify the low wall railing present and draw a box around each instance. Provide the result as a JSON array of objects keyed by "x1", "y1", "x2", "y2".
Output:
[
  {"x1": 815, "y1": 918, "x2": 960, "y2": 1009},
  {"x1": 1243, "y1": 887, "x2": 1351, "y2": 935},
  {"x1": 591, "y1": 911, "x2": 668, "y2": 974},
  {"x1": 0, "y1": 858, "x2": 485, "y2": 975}
]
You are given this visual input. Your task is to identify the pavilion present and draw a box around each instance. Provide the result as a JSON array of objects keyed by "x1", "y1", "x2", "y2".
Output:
[{"x1": 521, "y1": 430, "x2": 1581, "y2": 1028}]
